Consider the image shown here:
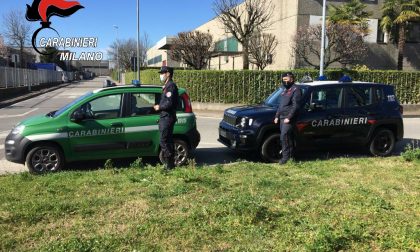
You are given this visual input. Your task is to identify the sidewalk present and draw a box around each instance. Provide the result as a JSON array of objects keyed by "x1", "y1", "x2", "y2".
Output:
[{"x1": 0, "y1": 82, "x2": 73, "y2": 109}]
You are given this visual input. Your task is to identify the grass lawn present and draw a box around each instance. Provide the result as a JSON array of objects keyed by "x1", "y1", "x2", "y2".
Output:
[{"x1": 0, "y1": 157, "x2": 419, "y2": 251}]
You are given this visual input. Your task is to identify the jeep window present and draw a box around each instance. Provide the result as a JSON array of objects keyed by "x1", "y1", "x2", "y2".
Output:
[
  {"x1": 307, "y1": 87, "x2": 344, "y2": 111},
  {"x1": 79, "y1": 94, "x2": 122, "y2": 120},
  {"x1": 345, "y1": 86, "x2": 376, "y2": 108},
  {"x1": 54, "y1": 91, "x2": 93, "y2": 117},
  {"x1": 264, "y1": 86, "x2": 307, "y2": 107},
  {"x1": 129, "y1": 93, "x2": 159, "y2": 116}
]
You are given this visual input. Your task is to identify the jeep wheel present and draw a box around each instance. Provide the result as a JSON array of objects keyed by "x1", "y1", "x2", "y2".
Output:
[
  {"x1": 159, "y1": 139, "x2": 190, "y2": 166},
  {"x1": 261, "y1": 133, "x2": 282, "y2": 163},
  {"x1": 369, "y1": 129, "x2": 395, "y2": 157},
  {"x1": 26, "y1": 144, "x2": 65, "y2": 174}
]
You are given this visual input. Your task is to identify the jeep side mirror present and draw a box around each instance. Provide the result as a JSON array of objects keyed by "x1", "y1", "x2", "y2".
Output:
[{"x1": 71, "y1": 110, "x2": 85, "y2": 122}]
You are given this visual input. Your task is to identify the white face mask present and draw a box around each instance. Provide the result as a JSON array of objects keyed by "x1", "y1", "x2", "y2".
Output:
[{"x1": 160, "y1": 74, "x2": 167, "y2": 83}]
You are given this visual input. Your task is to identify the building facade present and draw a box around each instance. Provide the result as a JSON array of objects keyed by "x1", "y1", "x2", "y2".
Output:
[{"x1": 147, "y1": 0, "x2": 420, "y2": 71}]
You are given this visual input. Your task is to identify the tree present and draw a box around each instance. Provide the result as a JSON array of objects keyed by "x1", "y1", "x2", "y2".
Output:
[
  {"x1": 108, "y1": 39, "x2": 136, "y2": 71},
  {"x1": 248, "y1": 33, "x2": 278, "y2": 70},
  {"x1": 0, "y1": 35, "x2": 7, "y2": 59},
  {"x1": 328, "y1": 0, "x2": 371, "y2": 33},
  {"x1": 169, "y1": 31, "x2": 213, "y2": 70},
  {"x1": 213, "y1": 0, "x2": 273, "y2": 70},
  {"x1": 2, "y1": 10, "x2": 31, "y2": 68},
  {"x1": 380, "y1": 0, "x2": 420, "y2": 70},
  {"x1": 108, "y1": 35, "x2": 150, "y2": 71},
  {"x1": 293, "y1": 24, "x2": 368, "y2": 69}
]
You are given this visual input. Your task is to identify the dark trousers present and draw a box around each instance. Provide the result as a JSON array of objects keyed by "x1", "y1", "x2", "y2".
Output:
[
  {"x1": 159, "y1": 116, "x2": 176, "y2": 160},
  {"x1": 280, "y1": 119, "x2": 294, "y2": 161}
]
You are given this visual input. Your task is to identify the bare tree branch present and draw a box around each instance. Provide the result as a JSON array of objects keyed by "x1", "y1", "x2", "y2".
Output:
[
  {"x1": 293, "y1": 24, "x2": 368, "y2": 69},
  {"x1": 248, "y1": 33, "x2": 278, "y2": 70},
  {"x1": 213, "y1": 0, "x2": 273, "y2": 69},
  {"x1": 2, "y1": 10, "x2": 31, "y2": 68},
  {"x1": 169, "y1": 31, "x2": 213, "y2": 70}
]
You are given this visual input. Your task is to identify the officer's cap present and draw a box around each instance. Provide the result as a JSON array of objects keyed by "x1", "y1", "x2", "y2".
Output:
[
  {"x1": 281, "y1": 72, "x2": 295, "y2": 79},
  {"x1": 158, "y1": 66, "x2": 174, "y2": 75}
]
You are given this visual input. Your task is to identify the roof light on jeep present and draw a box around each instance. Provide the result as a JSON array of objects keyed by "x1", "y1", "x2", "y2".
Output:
[{"x1": 339, "y1": 75, "x2": 352, "y2": 83}]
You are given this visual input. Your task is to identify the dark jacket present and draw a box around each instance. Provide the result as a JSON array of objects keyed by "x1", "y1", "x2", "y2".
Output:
[
  {"x1": 159, "y1": 80, "x2": 179, "y2": 118},
  {"x1": 275, "y1": 84, "x2": 302, "y2": 120}
]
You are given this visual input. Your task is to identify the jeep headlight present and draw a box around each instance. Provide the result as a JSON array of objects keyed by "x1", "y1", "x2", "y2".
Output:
[
  {"x1": 11, "y1": 125, "x2": 25, "y2": 135},
  {"x1": 237, "y1": 117, "x2": 254, "y2": 128}
]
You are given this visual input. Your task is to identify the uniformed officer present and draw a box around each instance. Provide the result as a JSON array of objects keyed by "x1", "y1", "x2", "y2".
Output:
[
  {"x1": 154, "y1": 66, "x2": 179, "y2": 170},
  {"x1": 274, "y1": 72, "x2": 302, "y2": 165}
]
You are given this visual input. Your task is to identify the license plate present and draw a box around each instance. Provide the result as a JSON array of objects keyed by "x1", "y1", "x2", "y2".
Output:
[{"x1": 220, "y1": 129, "x2": 227, "y2": 138}]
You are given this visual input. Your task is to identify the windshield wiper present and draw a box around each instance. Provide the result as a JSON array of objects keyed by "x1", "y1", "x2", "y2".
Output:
[{"x1": 46, "y1": 110, "x2": 57, "y2": 117}]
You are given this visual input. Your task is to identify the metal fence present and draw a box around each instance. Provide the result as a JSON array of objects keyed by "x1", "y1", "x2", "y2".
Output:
[{"x1": 0, "y1": 67, "x2": 75, "y2": 89}]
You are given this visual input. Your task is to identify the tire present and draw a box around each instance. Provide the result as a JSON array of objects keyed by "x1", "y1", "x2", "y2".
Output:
[
  {"x1": 25, "y1": 143, "x2": 65, "y2": 174},
  {"x1": 368, "y1": 128, "x2": 395, "y2": 157},
  {"x1": 260, "y1": 133, "x2": 282, "y2": 163},
  {"x1": 159, "y1": 139, "x2": 190, "y2": 166}
]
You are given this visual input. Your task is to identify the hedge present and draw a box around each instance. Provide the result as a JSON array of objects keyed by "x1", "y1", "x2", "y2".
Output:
[{"x1": 123, "y1": 69, "x2": 420, "y2": 105}]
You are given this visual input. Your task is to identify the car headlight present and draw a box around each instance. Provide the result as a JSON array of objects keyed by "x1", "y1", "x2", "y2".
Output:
[
  {"x1": 237, "y1": 117, "x2": 254, "y2": 128},
  {"x1": 11, "y1": 125, "x2": 25, "y2": 135}
]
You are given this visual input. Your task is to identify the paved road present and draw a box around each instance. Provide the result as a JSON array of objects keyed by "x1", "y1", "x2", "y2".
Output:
[{"x1": 0, "y1": 77, "x2": 419, "y2": 174}]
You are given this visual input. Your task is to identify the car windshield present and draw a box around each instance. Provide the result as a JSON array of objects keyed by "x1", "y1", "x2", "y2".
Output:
[
  {"x1": 53, "y1": 91, "x2": 93, "y2": 117},
  {"x1": 264, "y1": 85, "x2": 308, "y2": 107}
]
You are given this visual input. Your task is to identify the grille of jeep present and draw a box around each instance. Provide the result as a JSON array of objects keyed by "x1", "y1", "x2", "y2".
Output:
[{"x1": 223, "y1": 113, "x2": 237, "y2": 126}]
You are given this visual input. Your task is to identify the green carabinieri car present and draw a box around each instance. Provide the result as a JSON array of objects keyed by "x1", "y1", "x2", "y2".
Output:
[{"x1": 4, "y1": 85, "x2": 200, "y2": 174}]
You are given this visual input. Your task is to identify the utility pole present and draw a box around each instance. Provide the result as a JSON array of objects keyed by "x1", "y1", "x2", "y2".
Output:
[
  {"x1": 136, "y1": 0, "x2": 140, "y2": 82},
  {"x1": 319, "y1": 0, "x2": 327, "y2": 77},
  {"x1": 113, "y1": 25, "x2": 120, "y2": 83}
]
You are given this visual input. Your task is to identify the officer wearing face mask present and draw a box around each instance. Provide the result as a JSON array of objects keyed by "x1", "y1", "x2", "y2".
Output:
[
  {"x1": 274, "y1": 72, "x2": 301, "y2": 165},
  {"x1": 154, "y1": 66, "x2": 179, "y2": 170}
]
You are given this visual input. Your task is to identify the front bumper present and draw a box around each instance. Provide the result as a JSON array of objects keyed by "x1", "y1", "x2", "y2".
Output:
[
  {"x1": 218, "y1": 122, "x2": 257, "y2": 151},
  {"x1": 4, "y1": 133, "x2": 30, "y2": 164}
]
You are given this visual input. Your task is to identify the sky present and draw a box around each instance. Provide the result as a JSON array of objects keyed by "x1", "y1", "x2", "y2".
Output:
[{"x1": 0, "y1": 0, "x2": 218, "y2": 59}]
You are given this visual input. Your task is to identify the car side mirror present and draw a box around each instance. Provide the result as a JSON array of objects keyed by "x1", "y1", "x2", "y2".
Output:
[{"x1": 71, "y1": 110, "x2": 85, "y2": 122}]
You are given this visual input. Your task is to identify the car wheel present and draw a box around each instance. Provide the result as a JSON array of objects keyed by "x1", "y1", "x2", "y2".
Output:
[
  {"x1": 260, "y1": 133, "x2": 282, "y2": 163},
  {"x1": 25, "y1": 144, "x2": 65, "y2": 174},
  {"x1": 159, "y1": 139, "x2": 190, "y2": 166},
  {"x1": 369, "y1": 128, "x2": 395, "y2": 157}
]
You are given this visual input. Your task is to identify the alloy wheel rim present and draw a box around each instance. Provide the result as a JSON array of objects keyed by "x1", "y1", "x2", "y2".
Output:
[
  {"x1": 31, "y1": 148, "x2": 59, "y2": 172},
  {"x1": 374, "y1": 132, "x2": 392, "y2": 154},
  {"x1": 175, "y1": 143, "x2": 187, "y2": 165}
]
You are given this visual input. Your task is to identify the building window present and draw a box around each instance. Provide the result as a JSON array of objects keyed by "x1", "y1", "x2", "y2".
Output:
[
  {"x1": 377, "y1": 21, "x2": 386, "y2": 43},
  {"x1": 215, "y1": 37, "x2": 238, "y2": 52},
  {"x1": 407, "y1": 22, "x2": 420, "y2": 43},
  {"x1": 147, "y1": 55, "x2": 163, "y2": 65}
]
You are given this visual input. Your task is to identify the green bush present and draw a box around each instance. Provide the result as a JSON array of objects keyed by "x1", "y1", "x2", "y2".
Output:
[
  {"x1": 401, "y1": 144, "x2": 420, "y2": 162},
  {"x1": 123, "y1": 69, "x2": 420, "y2": 105}
]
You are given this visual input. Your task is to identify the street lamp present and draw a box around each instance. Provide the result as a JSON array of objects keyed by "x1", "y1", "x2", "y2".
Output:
[
  {"x1": 136, "y1": 0, "x2": 140, "y2": 82},
  {"x1": 319, "y1": 0, "x2": 327, "y2": 77},
  {"x1": 113, "y1": 25, "x2": 120, "y2": 83}
]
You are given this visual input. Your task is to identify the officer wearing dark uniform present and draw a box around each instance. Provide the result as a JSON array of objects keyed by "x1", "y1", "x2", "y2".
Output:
[
  {"x1": 274, "y1": 72, "x2": 302, "y2": 165},
  {"x1": 154, "y1": 66, "x2": 179, "y2": 170}
]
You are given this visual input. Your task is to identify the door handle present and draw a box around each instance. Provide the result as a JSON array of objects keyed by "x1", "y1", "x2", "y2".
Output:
[{"x1": 110, "y1": 122, "x2": 123, "y2": 127}]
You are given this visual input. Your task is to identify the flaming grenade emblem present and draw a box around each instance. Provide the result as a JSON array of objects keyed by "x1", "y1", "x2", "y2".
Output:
[{"x1": 26, "y1": 0, "x2": 84, "y2": 54}]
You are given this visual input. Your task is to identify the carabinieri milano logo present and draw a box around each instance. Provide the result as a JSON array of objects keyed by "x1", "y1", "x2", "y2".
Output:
[{"x1": 25, "y1": 0, "x2": 103, "y2": 60}]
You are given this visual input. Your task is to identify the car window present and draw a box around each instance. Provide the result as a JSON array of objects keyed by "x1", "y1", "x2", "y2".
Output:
[
  {"x1": 307, "y1": 87, "x2": 344, "y2": 111},
  {"x1": 54, "y1": 91, "x2": 93, "y2": 117},
  {"x1": 345, "y1": 86, "x2": 376, "y2": 108},
  {"x1": 80, "y1": 94, "x2": 122, "y2": 120},
  {"x1": 129, "y1": 93, "x2": 159, "y2": 117},
  {"x1": 155, "y1": 93, "x2": 185, "y2": 112}
]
